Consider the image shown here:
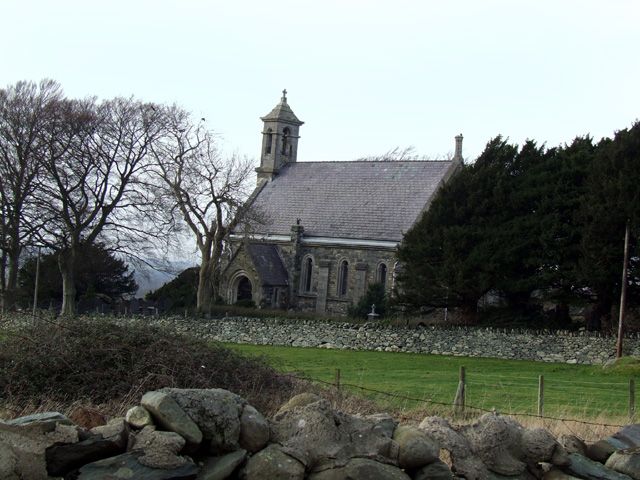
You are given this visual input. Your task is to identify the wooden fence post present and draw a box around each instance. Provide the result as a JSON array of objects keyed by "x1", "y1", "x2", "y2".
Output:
[
  {"x1": 453, "y1": 366, "x2": 466, "y2": 414},
  {"x1": 538, "y1": 375, "x2": 544, "y2": 416},
  {"x1": 630, "y1": 378, "x2": 635, "y2": 420},
  {"x1": 335, "y1": 368, "x2": 341, "y2": 391}
]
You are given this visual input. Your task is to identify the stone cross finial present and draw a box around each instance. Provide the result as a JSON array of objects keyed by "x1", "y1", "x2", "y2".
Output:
[{"x1": 281, "y1": 89, "x2": 287, "y2": 102}]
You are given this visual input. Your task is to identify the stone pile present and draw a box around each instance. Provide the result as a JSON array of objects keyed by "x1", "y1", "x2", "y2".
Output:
[{"x1": 2, "y1": 388, "x2": 640, "y2": 479}]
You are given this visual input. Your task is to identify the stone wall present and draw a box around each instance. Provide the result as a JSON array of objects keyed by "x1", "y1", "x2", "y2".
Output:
[
  {"x1": 128, "y1": 316, "x2": 640, "y2": 365},
  {"x1": 5, "y1": 387, "x2": 640, "y2": 479}
]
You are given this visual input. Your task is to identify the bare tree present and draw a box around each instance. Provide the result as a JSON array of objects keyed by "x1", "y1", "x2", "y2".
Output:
[
  {"x1": 35, "y1": 96, "x2": 167, "y2": 316},
  {"x1": 152, "y1": 108, "x2": 254, "y2": 314},
  {"x1": 355, "y1": 146, "x2": 418, "y2": 162},
  {"x1": 0, "y1": 79, "x2": 62, "y2": 310}
]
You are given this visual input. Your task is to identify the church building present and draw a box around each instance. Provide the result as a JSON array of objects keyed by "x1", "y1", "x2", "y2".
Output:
[{"x1": 220, "y1": 91, "x2": 462, "y2": 315}]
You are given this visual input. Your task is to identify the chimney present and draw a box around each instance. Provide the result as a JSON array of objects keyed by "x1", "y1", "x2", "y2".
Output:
[{"x1": 454, "y1": 134, "x2": 463, "y2": 163}]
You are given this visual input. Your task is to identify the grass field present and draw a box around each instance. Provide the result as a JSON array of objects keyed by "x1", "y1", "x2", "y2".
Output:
[{"x1": 228, "y1": 343, "x2": 639, "y2": 422}]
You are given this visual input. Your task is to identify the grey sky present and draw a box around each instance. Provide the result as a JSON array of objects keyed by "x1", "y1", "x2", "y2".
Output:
[{"x1": 2, "y1": 0, "x2": 639, "y2": 163}]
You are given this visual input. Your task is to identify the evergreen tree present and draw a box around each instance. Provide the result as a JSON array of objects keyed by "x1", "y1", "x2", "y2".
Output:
[
  {"x1": 397, "y1": 136, "x2": 585, "y2": 322},
  {"x1": 578, "y1": 123, "x2": 640, "y2": 318},
  {"x1": 397, "y1": 124, "x2": 639, "y2": 327},
  {"x1": 396, "y1": 137, "x2": 520, "y2": 318},
  {"x1": 18, "y1": 243, "x2": 137, "y2": 308},
  {"x1": 145, "y1": 267, "x2": 198, "y2": 310},
  {"x1": 533, "y1": 136, "x2": 594, "y2": 300}
]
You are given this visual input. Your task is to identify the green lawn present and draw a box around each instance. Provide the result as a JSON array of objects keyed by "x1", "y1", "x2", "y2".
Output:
[{"x1": 228, "y1": 343, "x2": 638, "y2": 421}]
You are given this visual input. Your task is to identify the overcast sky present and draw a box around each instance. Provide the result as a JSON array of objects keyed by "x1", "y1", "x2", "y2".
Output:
[{"x1": 2, "y1": 0, "x2": 639, "y2": 164}]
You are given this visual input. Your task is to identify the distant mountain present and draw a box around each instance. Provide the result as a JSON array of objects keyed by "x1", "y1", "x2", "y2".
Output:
[{"x1": 132, "y1": 261, "x2": 197, "y2": 298}]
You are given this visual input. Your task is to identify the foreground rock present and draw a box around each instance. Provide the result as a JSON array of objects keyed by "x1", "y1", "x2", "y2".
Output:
[
  {"x1": 563, "y1": 452, "x2": 633, "y2": 479},
  {"x1": 271, "y1": 393, "x2": 401, "y2": 471},
  {"x1": 241, "y1": 443, "x2": 305, "y2": 479},
  {"x1": 141, "y1": 390, "x2": 203, "y2": 445},
  {"x1": 3, "y1": 387, "x2": 640, "y2": 479},
  {"x1": 198, "y1": 449, "x2": 247, "y2": 480},
  {"x1": 76, "y1": 450, "x2": 199, "y2": 479},
  {"x1": 0, "y1": 413, "x2": 79, "y2": 480},
  {"x1": 393, "y1": 425, "x2": 439, "y2": 469},
  {"x1": 45, "y1": 433, "x2": 123, "y2": 476},
  {"x1": 606, "y1": 447, "x2": 640, "y2": 479},
  {"x1": 308, "y1": 458, "x2": 411, "y2": 480},
  {"x1": 160, "y1": 388, "x2": 270, "y2": 454}
]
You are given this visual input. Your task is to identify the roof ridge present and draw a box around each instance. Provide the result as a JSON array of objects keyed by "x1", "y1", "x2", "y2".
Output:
[{"x1": 289, "y1": 159, "x2": 453, "y2": 164}]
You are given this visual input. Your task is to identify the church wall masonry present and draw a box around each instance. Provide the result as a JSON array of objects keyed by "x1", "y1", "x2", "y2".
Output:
[
  {"x1": 294, "y1": 243, "x2": 396, "y2": 315},
  {"x1": 223, "y1": 237, "x2": 395, "y2": 314}
]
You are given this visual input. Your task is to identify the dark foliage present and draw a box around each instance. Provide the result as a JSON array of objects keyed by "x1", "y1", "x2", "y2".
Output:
[
  {"x1": 348, "y1": 283, "x2": 387, "y2": 319},
  {"x1": 0, "y1": 316, "x2": 295, "y2": 413},
  {"x1": 397, "y1": 122, "x2": 640, "y2": 326},
  {"x1": 234, "y1": 299, "x2": 256, "y2": 308},
  {"x1": 18, "y1": 243, "x2": 137, "y2": 308},
  {"x1": 577, "y1": 123, "x2": 640, "y2": 313},
  {"x1": 145, "y1": 267, "x2": 198, "y2": 310}
]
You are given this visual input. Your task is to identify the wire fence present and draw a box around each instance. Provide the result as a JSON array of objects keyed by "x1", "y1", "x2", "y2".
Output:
[
  {"x1": 1, "y1": 312, "x2": 633, "y2": 441},
  {"x1": 275, "y1": 368, "x2": 632, "y2": 443}
]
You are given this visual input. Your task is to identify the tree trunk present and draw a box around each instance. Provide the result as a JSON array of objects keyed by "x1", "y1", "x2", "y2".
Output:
[
  {"x1": 0, "y1": 248, "x2": 21, "y2": 312},
  {"x1": 58, "y1": 249, "x2": 77, "y2": 317},
  {"x1": 196, "y1": 259, "x2": 214, "y2": 315},
  {"x1": 196, "y1": 235, "x2": 225, "y2": 316}
]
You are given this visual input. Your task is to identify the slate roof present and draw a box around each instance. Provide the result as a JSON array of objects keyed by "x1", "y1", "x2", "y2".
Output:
[
  {"x1": 247, "y1": 243, "x2": 289, "y2": 286},
  {"x1": 248, "y1": 160, "x2": 455, "y2": 242}
]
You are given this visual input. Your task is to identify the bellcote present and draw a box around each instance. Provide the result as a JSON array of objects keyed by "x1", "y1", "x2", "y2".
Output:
[{"x1": 257, "y1": 90, "x2": 304, "y2": 183}]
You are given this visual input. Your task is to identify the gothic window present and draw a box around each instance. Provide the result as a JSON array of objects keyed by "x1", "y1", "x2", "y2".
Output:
[
  {"x1": 281, "y1": 127, "x2": 290, "y2": 155},
  {"x1": 338, "y1": 260, "x2": 349, "y2": 296},
  {"x1": 301, "y1": 255, "x2": 313, "y2": 293},
  {"x1": 265, "y1": 128, "x2": 273, "y2": 154},
  {"x1": 377, "y1": 263, "x2": 387, "y2": 289}
]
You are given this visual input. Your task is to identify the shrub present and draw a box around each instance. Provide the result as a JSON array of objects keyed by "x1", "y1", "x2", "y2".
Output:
[
  {"x1": 0, "y1": 316, "x2": 295, "y2": 413},
  {"x1": 145, "y1": 267, "x2": 198, "y2": 310},
  {"x1": 234, "y1": 299, "x2": 256, "y2": 308},
  {"x1": 348, "y1": 283, "x2": 387, "y2": 319}
]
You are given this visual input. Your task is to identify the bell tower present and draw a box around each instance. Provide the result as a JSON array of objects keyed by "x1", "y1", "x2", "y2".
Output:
[{"x1": 256, "y1": 89, "x2": 304, "y2": 183}]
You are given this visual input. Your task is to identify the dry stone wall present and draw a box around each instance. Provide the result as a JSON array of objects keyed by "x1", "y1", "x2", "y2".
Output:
[
  {"x1": 3, "y1": 387, "x2": 640, "y2": 479},
  {"x1": 126, "y1": 316, "x2": 640, "y2": 365}
]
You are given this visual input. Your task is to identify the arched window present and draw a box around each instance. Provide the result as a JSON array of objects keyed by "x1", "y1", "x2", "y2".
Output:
[
  {"x1": 281, "y1": 127, "x2": 290, "y2": 155},
  {"x1": 338, "y1": 260, "x2": 349, "y2": 296},
  {"x1": 377, "y1": 263, "x2": 387, "y2": 289},
  {"x1": 264, "y1": 128, "x2": 273, "y2": 154},
  {"x1": 301, "y1": 256, "x2": 313, "y2": 293}
]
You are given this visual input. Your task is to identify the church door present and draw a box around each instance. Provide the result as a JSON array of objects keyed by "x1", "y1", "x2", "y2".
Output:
[{"x1": 236, "y1": 276, "x2": 252, "y2": 302}]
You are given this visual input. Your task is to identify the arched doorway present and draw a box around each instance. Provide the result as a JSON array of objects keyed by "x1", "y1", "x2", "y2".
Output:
[{"x1": 236, "y1": 276, "x2": 252, "y2": 302}]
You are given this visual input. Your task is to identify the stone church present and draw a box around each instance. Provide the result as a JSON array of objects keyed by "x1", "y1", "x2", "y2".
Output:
[{"x1": 220, "y1": 91, "x2": 462, "y2": 315}]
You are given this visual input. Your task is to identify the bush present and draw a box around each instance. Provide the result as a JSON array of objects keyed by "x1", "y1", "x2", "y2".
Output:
[
  {"x1": 234, "y1": 299, "x2": 256, "y2": 308},
  {"x1": 0, "y1": 316, "x2": 295, "y2": 413},
  {"x1": 348, "y1": 283, "x2": 387, "y2": 320},
  {"x1": 145, "y1": 267, "x2": 198, "y2": 310}
]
